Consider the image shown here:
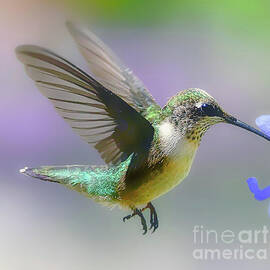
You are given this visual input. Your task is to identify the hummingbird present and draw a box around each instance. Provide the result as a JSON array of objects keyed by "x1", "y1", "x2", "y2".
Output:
[{"x1": 16, "y1": 22, "x2": 270, "y2": 234}]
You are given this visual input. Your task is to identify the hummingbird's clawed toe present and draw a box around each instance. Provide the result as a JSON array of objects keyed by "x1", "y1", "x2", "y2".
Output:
[
  {"x1": 136, "y1": 209, "x2": 148, "y2": 235},
  {"x1": 149, "y1": 209, "x2": 159, "y2": 233},
  {"x1": 123, "y1": 208, "x2": 148, "y2": 234},
  {"x1": 122, "y1": 214, "x2": 133, "y2": 222},
  {"x1": 142, "y1": 202, "x2": 159, "y2": 233}
]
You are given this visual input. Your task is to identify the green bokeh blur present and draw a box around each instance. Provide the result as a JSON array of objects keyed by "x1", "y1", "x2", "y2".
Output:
[{"x1": 63, "y1": 0, "x2": 270, "y2": 38}]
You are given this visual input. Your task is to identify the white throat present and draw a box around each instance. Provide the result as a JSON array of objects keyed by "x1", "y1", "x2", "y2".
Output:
[{"x1": 158, "y1": 119, "x2": 198, "y2": 158}]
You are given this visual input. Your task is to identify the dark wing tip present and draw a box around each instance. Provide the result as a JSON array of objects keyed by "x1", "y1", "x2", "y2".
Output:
[
  {"x1": 15, "y1": 45, "x2": 31, "y2": 58},
  {"x1": 66, "y1": 20, "x2": 97, "y2": 43},
  {"x1": 65, "y1": 20, "x2": 73, "y2": 31},
  {"x1": 66, "y1": 20, "x2": 81, "y2": 36},
  {"x1": 15, "y1": 45, "x2": 49, "y2": 62},
  {"x1": 15, "y1": 45, "x2": 35, "y2": 64},
  {"x1": 15, "y1": 45, "x2": 29, "y2": 53},
  {"x1": 16, "y1": 44, "x2": 40, "y2": 54}
]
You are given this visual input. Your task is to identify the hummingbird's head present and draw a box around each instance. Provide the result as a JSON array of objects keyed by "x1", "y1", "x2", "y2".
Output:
[{"x1": 162, "y1": 88, "x2": 270, "y2": 144}]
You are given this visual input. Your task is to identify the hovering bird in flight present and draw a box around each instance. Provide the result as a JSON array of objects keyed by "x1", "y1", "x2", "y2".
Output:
[{"x1": 16, "y1": 22, "x2": 270, "y2": 234}]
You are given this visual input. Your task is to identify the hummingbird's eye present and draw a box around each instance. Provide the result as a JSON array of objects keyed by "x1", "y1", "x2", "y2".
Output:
[{"x1": 200, "y1": 103, "x2": 217, "y2": 116}]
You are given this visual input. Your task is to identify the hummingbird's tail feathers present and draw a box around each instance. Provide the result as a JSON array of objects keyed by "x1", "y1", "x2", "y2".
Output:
[{"x1": 19, "y1": 163, "x2": 128, "y2": 205}]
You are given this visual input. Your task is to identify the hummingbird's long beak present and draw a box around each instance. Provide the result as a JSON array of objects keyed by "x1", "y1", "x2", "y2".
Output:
[{"x1": 224, "y1": 115, "x2": 270, "y2": 142}]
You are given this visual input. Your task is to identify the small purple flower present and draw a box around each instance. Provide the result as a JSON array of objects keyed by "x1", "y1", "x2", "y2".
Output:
[
  {"x1": 255, "y1": 115, "x2": 270, "y2": 136},
  {"x1": 245, "y1": 116, "x2": 270, "y2": 204},
  {"x1": 246, "y1": 177, "x2": 270, "y2": 201}
]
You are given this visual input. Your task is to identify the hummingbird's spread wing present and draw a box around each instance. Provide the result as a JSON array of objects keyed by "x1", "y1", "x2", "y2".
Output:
[
  {"x1": 66, "y1": 22, "x2": 160, "y2": 117},
  {"x1": 16, "y1": 45, "x2": 154, "y2": 165}
]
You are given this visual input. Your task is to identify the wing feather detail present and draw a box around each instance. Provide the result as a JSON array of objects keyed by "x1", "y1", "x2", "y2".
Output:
[
  {"x1": 16, "y1": 45, "x2": 154, "y2": 165},
  {"x1": 66, "y1": 21, "x2": 160, "y2": 117}
]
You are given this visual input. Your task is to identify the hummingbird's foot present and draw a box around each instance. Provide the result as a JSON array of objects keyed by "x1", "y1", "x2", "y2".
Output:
[
  {"x1": 123, "y1": 208, "x2": 147, "y2": 235},
  {"x1": 142, "y1": 202, "x2": 159, "y2": 233}
]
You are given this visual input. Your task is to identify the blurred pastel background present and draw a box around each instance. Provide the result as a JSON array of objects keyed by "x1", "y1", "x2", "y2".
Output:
[{"x1": 1, "y1": 0, "x2": 270, "y2": 269}]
